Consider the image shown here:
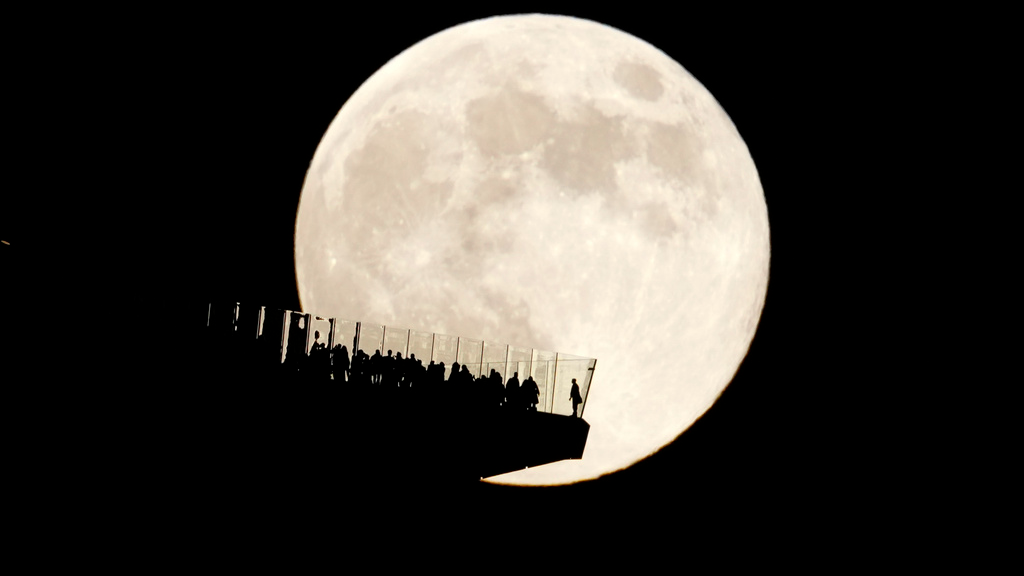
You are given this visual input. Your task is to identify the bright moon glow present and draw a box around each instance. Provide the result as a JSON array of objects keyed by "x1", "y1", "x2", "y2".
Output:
[{"x1": 294, "y1": 14, "x2": 770, "y2": 485}]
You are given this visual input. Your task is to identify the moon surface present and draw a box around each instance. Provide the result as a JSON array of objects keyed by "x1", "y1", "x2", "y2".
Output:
[{"x1": 294, "y1": 14, "x2": 769, "y2": 485}]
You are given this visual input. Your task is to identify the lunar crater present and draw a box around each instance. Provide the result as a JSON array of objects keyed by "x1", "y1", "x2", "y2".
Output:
[
  {"x1": 465, "y1": 82, "x2": 556, "y2": 157},
  {"x1": 540, "y1": 104, "x2": 633, "y2": 195},
  {"x1": 613, "y1": 60, "x2": 665, "y2": 101}
]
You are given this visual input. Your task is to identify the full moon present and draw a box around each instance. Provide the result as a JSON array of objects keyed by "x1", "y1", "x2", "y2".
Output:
[{"x1": 294, "y1": 14, "x2": 769, "y2": 485}]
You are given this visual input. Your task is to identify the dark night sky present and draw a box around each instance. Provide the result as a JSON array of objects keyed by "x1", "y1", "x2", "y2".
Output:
[{"x1": 10, "y1": 5, "x2": 905, "y2": 527}]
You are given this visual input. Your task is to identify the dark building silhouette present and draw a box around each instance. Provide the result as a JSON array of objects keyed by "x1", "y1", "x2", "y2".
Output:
[{"x1": 192, "y1": 301, "x2": 596, "y2": 483}]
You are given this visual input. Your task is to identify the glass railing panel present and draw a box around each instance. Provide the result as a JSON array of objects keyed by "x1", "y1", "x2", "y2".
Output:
[
  {"x1": 531, "y1": 349, "x2": 557, "y2": 413},
  {"x1": 257, "y1": 308, "x2": 286, "y2": 363},
  {"x1": 357, "y1": 323, "x2": 384, "y2": 357},
  {"x1": 579, "y1": 357, "x2": 596, "y2": 415},
  {"x1": 408, "y1": 329, "x2": 434, "y2": 367},
  {"x1": 551, "y1": 355, "x2": 595, "y2": 417},
  {"x1": 431, "y1": 333, "x2": 459, "y2": 380},
  {"x1": 325, "y1": 318, "x2": 353, "y2": 381},
  {"x1": 234, "y1": 303, "x2": 262, "y2": 341},
  {"x1": 307, "y1": 316, "x2": 332, "y2": 354},
  {"x1": 206, "y1": 301, "x2": 237, "y2": 333},
  {"x1": 457, "y1": 338, "x2": 483, "y2": 379},
  {"x1": 330, "y1": 319, "x2": 358, "y2": 354},
  {"x1": 283, "y1": 311, "x2": 310, "y2": 367},
  {"x1": 383, "y1": 326, "x2": 411, "y2": 359},
  {"x1": 506, "y1": 346, "x2": 533, "y2": 385},
  {"x1": 302, "y1": 315, "x2": 333, "y2": 377},
  {"x1": 482, "y1": 341, "x2": 509, "y2": 383}
]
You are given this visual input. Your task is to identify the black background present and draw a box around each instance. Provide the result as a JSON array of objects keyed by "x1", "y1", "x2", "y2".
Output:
[{"x1": 8, "y1": 5, "x2": 908, "y2": 533}]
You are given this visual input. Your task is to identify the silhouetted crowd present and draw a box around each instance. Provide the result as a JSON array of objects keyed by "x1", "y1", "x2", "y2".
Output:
[{"x1": 201, "y1": 324, "x2": 584, "y2": 417}]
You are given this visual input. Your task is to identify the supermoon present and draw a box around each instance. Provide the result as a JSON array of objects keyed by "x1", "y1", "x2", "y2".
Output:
[{"x1": 294, "y1": 14, "x2": 769, "y2": 485}]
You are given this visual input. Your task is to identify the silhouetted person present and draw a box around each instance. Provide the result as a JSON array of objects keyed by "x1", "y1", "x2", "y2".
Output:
[
  {"x1": 506, "y1": 372, "x2": 521, "y2": 410},
  {"x1": 353, "y1": 349, "x2": 371, "y2": 385},
  {"x1": 455, "y1": 364, "x2": 474, "y2": 413},
  {"x1": 419, "y1": 361, "x2": 444, "y2": 409},
  {"x1": 383, "y1": 349, "x2": 395, "y2": 386},
  {"x1": 570, "y1": 378, "x2": 583, "y2": 417},
  {"x1": 307, "y1": 330, "x2": 328, "y2": 381},
  {"x1": 459, "y1": 365, "x2": 474, "y2": 388},
  {"x1": 488, "y1": 369, "x2": 504, "y2": 409},
  {"x1": 408, "y1": 357, "x2": 425, "y2": 396},
  {"x1": 522, "y1": 375, "x2": 539, "y2": 411},
  {"x1": 333, "y1": 344, "x2": 350, "y2": 382},
  {"x1": 370, "y1": 350, "x2": 382, "y2": 384},
  {"x1": 401, "y1": 352, "x2": 413, "y2": 387},
  {"x1": 427, "y1": 360, "x2": 439, "y2": 385},
  {"x1": 393, "y1": 351, "x2": 404, "y2": 387}
]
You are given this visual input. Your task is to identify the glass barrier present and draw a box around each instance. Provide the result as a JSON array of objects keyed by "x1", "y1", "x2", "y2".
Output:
[
  {"x1": 408, "y1": 330, "x2": 434, "y2": 366},
  {"x1": 482, "y1": 341, "x2": 509, "y2": 382},
  {"x1": 257, "y1": 307, "x2": 286, "y2": 363},
  {"x1": 235, "y1": 303, "x2": 262, "y2": 340},
  {"x1": 550, "y1": 355, "x2": 597, "y2": 418},
  {"x1": 432, "y1": 333, "x2": 459, "y2": 380},
  {"x1": 330, "y1": 318, "x2": 358, "y2": 354},
  {"x1": 327, "y1": 317, "x2": 356, "y2": 382},
  {"x1": 357, "y1": 323, "x2": 384, "y2": 356},
  {"x1": 383, "y1": 326, "x2": 410, "y2": 359},
  {"x1": 506, "y1": 346, "x2": 533, "y2": 385},
  {"x1": 531, "y1": 349, "x2": 557, "y2": 413},
  {"x1": 207, "y1": 302, "x2": 237, "y2": 334},
  {"x1": 307, "y1": 316, "x2": 332, "y2": 354},
  {"x1": 204, "y1": 303, "x2": 597, "y2": 417},
  {"x1": 283, "y1": 311, "x2": 310, "y2": 366},
  {"x1": 457, "y1": 338, "x2": 483, "y2": 379}
]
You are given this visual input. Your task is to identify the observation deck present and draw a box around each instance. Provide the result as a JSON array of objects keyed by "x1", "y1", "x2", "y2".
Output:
[{"x1": 193, "y1": 302, "x2": 597, "y2": 482}]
